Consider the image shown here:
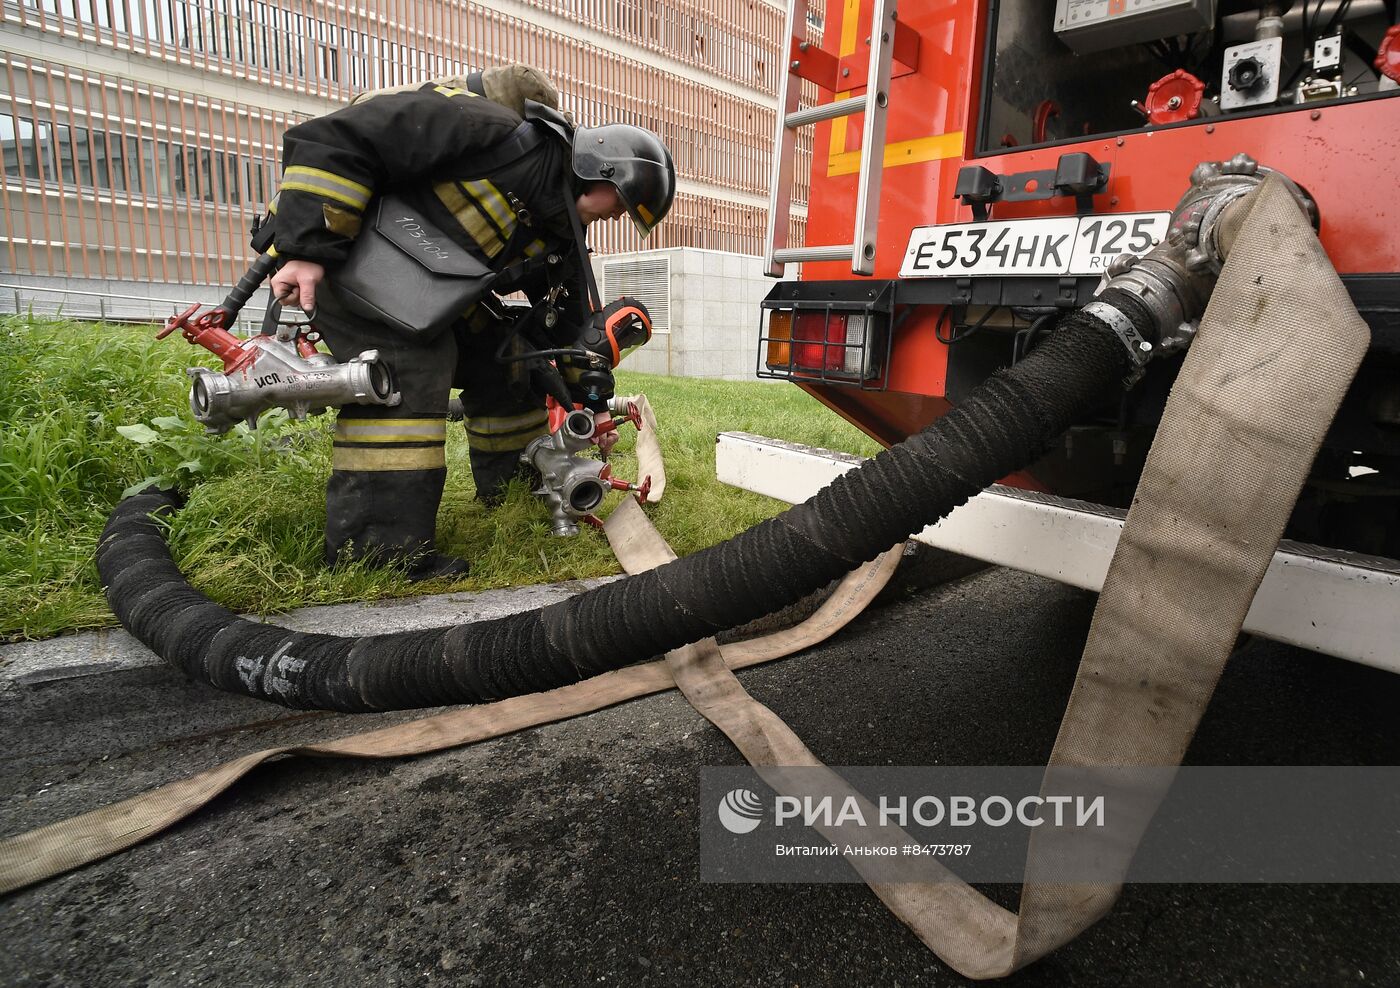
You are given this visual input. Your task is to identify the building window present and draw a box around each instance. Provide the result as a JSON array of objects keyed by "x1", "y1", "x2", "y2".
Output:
[
  {"x1": 91, "y1": 128, "x2": 112, "y2": 189},
  {"x1": 123, "y1": 134, "x2": 142, "y2": 194},
  {"x1": 1, "y1": 114, "x2": 19, "y2": 178},
  {"x1": 316, "y1": 43, "x2": 339, "y2": 83},
  {"x1": 220, "y1": 150, "x2": 240, "y2": 204},
  {"x1": 61, "y1": 124, "x2": 93, "y2": 186},
  {"x1": 53, "y1": 123, "x2": 72, "y2": 184},
  {"x1": 178, "y1": 144, "x2": 193, "y2": 199},
  {"x1": 150, "y1": 139, "x2": 175, "y2": 198},
  {"x1": 198, "y1": 148, "x2": 215, "y2": 202},
  {"x1": 35, "y1": 116, "x2": 55, "y2": 181},
  {"x1": 3, "y1": 116, "x2": 56, "y2": 182},
  {"x1": 87, "y1": 0, "x2": 111, "y2": 29},
  {"x1": 186, "y1": 144, "x2": 203, "y2": 200}
]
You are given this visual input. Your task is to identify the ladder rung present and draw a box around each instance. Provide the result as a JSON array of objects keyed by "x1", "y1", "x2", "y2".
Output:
[
  {"x1": 764, "y1": 0, "x2": 896, "y2": 278},
  {"x1": 784, "y1": 95, "x2": 871, "y2": 129},
  {"x1": 773, "y1": 245, "x2": 855, "y2": 264}
]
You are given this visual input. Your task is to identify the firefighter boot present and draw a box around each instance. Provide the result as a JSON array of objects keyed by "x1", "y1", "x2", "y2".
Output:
[
  {"x1": 467, "y1": 445, "x2": 544, "y2": 506},
  {"x1": 318, "y1": 289, "x2": 469, "y2": 580},
  {"x1": 325, "y1": 423, "x2": 470, "y2": 581},
  {"x1": 462, "y1": 407, "x2": 549, "y2": 504}
]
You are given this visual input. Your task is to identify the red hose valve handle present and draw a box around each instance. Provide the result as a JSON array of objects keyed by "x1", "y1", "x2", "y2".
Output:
[
  {"x1": 600, "y1": 463, "x2": 651, "y2": 503},
  {"x1": 593, "y1": 401, "x2": 643, "y2": 441},
  {"x1": 157, "y1": 303, "x2": 257, "y2": 373}
]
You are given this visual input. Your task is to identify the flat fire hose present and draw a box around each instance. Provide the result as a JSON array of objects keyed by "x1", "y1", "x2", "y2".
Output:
[
  {"x1": 617, "y1": 392, "x2": 665, "y2": 503},
  {"x1": 602, "y1": 177, "x2": 1365, "y2": 979},
  {"x1": 0, "y1": 542, "x2": 903, "y2": 896}
]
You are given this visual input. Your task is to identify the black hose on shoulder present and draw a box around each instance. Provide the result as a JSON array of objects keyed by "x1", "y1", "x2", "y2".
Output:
[{"x1": 99, "y1": 300, "x2": 1138, "y2": 712}]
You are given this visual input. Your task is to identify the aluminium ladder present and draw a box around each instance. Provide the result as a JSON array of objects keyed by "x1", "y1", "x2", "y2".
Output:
[{"x1": 763, "y1": 0, "x2": 898, "y2": 277}]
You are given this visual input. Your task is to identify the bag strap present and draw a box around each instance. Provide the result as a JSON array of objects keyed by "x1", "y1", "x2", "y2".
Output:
[
  {"x1": 474, "y1": 129, "x2": 600, "y2": 315},
  {"x1": 467, "y1": 119, "x2": 547, "y2": 176},
  {"x1": 563, "y1": 175, "x2": 603, "y2": 313}
]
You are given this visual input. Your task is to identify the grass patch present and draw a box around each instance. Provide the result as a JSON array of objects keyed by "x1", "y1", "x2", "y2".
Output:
[{"x1": 0, "y1": 316, "x2": 881, "y2": 641}]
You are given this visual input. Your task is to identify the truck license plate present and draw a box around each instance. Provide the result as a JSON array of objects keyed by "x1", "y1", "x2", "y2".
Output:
[{"x1": 899, "y1": 212, "x2": 1170, "y2": 279}]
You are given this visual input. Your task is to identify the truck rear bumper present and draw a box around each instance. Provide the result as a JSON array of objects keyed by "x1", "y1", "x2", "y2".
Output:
[{"x1": 716, "y1": 431, "x2": 1400, "y2": 673}]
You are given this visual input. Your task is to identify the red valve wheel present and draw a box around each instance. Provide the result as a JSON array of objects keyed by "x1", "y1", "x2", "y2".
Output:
[{"x1": 1143, "y1": 70, "x2": 1205, "y2": 125}]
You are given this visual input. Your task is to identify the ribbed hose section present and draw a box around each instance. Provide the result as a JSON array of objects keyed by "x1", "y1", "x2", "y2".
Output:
[{"x1": 98, "y1": 305, "x2": 1133, "y2": 712}]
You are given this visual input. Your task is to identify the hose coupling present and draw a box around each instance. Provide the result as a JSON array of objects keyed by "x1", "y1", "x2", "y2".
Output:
[
  {"x1": 523, "y1": 411, "x2": 610, "y2": 536},
  {"x1": 1088, "y1": 152, "x2": 1315, "y2": 382}
]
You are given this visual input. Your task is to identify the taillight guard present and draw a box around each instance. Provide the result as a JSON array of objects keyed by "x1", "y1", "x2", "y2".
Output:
[{"x1": 756, "y1": 283, "x2": 895, "y2": 391}]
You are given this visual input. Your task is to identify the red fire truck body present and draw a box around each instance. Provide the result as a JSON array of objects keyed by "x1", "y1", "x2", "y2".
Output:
[{"x1": 760, "y1": 0, "x2": 1400, "y2": 556}]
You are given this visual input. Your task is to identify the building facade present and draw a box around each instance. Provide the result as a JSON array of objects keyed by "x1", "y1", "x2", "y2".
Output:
[{"x1": 1, "y1": 0, "x2": 813, "y2": 336}]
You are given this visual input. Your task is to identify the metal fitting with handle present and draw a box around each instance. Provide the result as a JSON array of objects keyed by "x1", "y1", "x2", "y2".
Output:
[
  {"x1": 159, "y1": 253, "x2": 402, "y2": 433},
  {"x1": 524, "y1": 408, "x2": 612, "y2": 537},
  {"x1": 523, "y1": 400, "x2": 650, "y2": 536},
  {"x1": 184, "y1": 339, "x2": 398, "y2": 434}
]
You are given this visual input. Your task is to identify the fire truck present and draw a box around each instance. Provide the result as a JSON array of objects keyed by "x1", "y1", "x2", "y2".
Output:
[{"x1": 717, "y1": 0, "x2": 1400, "y2": 669}]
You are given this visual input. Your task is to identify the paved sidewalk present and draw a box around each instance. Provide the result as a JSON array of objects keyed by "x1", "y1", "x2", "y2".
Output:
[{"x1": 3, "y1": 564, "x2": 1399, "y2": 986}]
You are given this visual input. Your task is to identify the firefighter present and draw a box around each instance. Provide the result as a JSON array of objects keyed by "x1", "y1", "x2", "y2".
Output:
[{"x1": 265, "y1": 76, "x2": 674, "y2": 580}]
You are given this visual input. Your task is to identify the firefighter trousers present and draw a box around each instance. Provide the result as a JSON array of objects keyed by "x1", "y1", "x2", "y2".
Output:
[{"x1": 315, "y1": 286, "x2": 548, "y2": 570}]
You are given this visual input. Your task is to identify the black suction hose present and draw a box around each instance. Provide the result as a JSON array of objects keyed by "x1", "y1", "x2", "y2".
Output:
[{"x1": 98, "y1": 296, "x2": 1142, "y2": 712}]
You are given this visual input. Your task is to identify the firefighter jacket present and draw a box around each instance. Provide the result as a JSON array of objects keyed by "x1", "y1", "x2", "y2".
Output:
[{"x1": 270, "y1": 83, "x2": 591, "y2": 342}]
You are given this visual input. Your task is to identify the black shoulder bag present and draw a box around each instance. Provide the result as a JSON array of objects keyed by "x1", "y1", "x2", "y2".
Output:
[{"x1": 331, "y1": 121, "x2": 546, "y2": 338}]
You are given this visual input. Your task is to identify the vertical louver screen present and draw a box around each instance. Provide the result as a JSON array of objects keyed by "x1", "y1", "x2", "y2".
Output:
[{"x1": 601, "y1": 256, "x2": 671, "y2": 332}]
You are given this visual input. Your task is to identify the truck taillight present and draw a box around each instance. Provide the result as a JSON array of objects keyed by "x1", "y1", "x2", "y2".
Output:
[
  {"x1": 842, "y1": 314, "x2": 871, "y2": 377},
  {"x1": 792, "y1": 312, "x2": 841, "y2": 370},
  {"x1": 765, "y1": 310, "x2": 793, "y2": 368},
  {"x1": 757, "y1": 287, "x2": 892, "y2": 390},
  {"x1": 791, "y1": 312, "x2": 872, "y2": 376}
]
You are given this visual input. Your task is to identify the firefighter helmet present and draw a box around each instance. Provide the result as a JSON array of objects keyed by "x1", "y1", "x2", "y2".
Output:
[{"x1": 572, "y1": 124, "x2": 675, "y2": 238}]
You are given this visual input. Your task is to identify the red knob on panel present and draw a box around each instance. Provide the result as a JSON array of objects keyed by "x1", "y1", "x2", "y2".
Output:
[
  {"x1": 1143, "y1": 70, "x2": 1205, "y2": 125},
  {"x1": 1377, "y1": 26, "x2": 1400, "y2": 84}
]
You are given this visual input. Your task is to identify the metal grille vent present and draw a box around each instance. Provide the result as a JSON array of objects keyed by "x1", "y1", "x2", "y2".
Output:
[{"x1": 601, "y1": 256, "x2": 670, "y2": 331}]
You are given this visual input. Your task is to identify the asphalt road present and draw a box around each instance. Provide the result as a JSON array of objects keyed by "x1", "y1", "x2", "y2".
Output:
[{"x1": 3, "y1": 564, "x2": 1398, "y2": 987}]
